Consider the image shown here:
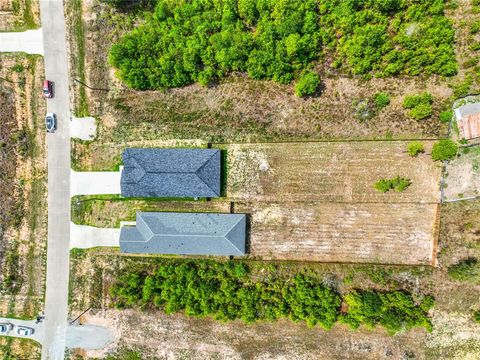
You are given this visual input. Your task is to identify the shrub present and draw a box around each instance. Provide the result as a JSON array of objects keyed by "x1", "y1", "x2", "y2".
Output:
[
  {"x1": 431, "y1": 139, "x2": 458, "y2": 161},
  {"x1": 374, "y1": 176, "x2": 412, "y2": 193},
  {"x1": 439, "y1": 110, "x2": 453, "y2": 123},
  {"x1": 374, "y1": 92, "x2": 390, "y2": 108},
  {"x1": 403, "y1": 93, "x2": 433, "y2": 120},
  {"x1": 473, "y1": 310, "x2": 480, "y2": 324},
  {"x1": 339, "y1": 291, "x2": 434, "y2": 334},
  {"x1": 295, "y1": 71, "x2": 320, "y2": 97},
  {"x1": 407, "y1": 141, "x2": 425, "y2": 156},
  {"x1": 409, "y1": 103, "x2": 433, "y2": 120},
  {"x1": 403, "y1": 93, "x2": 433, "y2": 109},
  {"x1": 448, "y1": 258, "x2": 480, "y2": 283}
]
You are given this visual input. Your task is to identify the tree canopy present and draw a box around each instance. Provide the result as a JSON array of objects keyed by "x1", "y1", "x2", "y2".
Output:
[
  {"x1": 108, "y1": 0, "x2": 457, "y2": 92},
  {"x1": 109, "y1": 259, "x2": 434, "y2": 334}
]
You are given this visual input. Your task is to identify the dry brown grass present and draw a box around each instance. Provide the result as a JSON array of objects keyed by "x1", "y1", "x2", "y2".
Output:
[
  {"x1": 226, "y1": 141, "x2": 442, "y2": 203},
  {"x1": 0, "y1": 54, "x2": 47, "y2": 358},
  {"x1": 238, "y1": 202, "x2": 438, "y2": 265}
]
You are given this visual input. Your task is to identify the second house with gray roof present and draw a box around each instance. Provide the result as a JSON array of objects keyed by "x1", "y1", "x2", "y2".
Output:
[{"x1": 120, "y1": 212, "x2": 246, "y2": 256}]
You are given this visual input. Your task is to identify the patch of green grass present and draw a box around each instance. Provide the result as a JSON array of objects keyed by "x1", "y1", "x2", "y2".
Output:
[
  {"x1": 71, "y1": 0, "x2": 89, "y2": 117},
  {"x1": 8, "y1": 0, "x2": 38, "y2": 31}
]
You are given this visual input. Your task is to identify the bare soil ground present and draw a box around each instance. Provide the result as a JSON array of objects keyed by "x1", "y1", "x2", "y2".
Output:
[
  {"x1": 239, "y1": 202, "x2": 438, "y2": 265},
  {"x1": 226, "y1": 141, "x2": 442, "y2": 203},
  {"x1": 443, "y1": 146, "x2": 480, "y2": 201},
  {"x1": 68, "y1": 200, "x2": 480, "y2": 359},
  {"x1": 0, "y1": 54, "x2": 47, "y2": 358}
]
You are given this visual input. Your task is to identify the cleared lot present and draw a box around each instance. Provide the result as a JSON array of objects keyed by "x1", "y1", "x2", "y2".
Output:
[
  {"x1": 227, "y1": 141, "x2": 441, "y2": 265},
  {"x1": 227, "y1": 141, "x2": 441, "y2": 203},
  {"x1": 237, "y1": 202, "x2": 439, "y2": 265}
]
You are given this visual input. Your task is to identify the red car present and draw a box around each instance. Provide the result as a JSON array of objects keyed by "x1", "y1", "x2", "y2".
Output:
[{"x1": 43, "y1": 80, "x2": 53, "y2": 98}]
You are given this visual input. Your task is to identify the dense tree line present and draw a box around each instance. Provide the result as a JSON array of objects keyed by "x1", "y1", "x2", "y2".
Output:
[
  {"x1": 108, "y1": 0, "x2": 457, "y2": 93},
  {"x1": 110, "y1": 260, "x2": 434, "y2": 333}
]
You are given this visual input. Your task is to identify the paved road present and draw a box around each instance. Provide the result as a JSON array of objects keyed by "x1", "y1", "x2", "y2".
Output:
[
  {"x1": 40, "y1": 0, "x2": 72, "y2": 358},
  {"x1": 0, "y1": 317, "x2": 45, "y2": 344},
  {"x1": 0, "y1": 29, "x2": 44, "y2": 54}
]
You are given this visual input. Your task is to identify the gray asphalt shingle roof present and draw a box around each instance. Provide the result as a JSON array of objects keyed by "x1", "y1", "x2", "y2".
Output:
[
  {"x1": 121, "y1": 148, "x2": 221, "y2": 198},
  {"x1": 119, "y1": 212, "x2": 246, "y2": 256}
]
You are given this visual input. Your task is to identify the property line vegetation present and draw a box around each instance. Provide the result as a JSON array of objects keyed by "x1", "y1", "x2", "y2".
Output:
[
  {"x1": 110, "y1": 260, "x2": 434, "y2": 334},
  {"x1": 374, "y1": 176, "x2": 412, "y2": 193},
  {"x1": 431, "y1": 139, "x2": 458, "y2": 161},
  {"x1": 108, "y1": 0, "x2": 457, "y2": 95}
]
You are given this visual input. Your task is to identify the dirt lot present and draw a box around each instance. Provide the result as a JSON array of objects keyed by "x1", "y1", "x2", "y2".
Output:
[
  {"x1": 238, "y1": 202, "x2": 438, "y2": 265},
  {"x1": 443, "y1": 145, "x2": 480, "y2": 201},
  {"x1": 226, "y1": 141, "x2": 442, "y2": 203},
  {"x1": 0, "y1": 54, "x2": 47, "y2": 358},
  {"x1": 68, "y1": 199, "x2": 480, "y2": 359}
]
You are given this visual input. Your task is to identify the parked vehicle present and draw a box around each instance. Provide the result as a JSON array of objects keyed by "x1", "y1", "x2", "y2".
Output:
[
  {"x1": 16, "y1": 326, "x2": 34, "y2": 336},
  {"x1": 45, "y1": 112, "x2": 57, "y2": 133},
  {"x1": 43, "y1": 80, "x2": 53, "y2": 98},
  {"x1": 0, "y1": 323, "x2": 13, "y2": 333}
]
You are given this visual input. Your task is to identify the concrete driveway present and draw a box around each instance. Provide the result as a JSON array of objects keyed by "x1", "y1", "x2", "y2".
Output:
[
  {"x1": 0, "y1": 317, "x2": 44, "y2": 344},
  {"x1": 0, "y1": 29, "x2": 44, "y2": 54},
  {"x1": 70, "y1": 222, "x2": 120, "y2": 249},
  {"x1": 71, "y1": 116, "x2": 96, "y2": 140},
  {"x1": 70, "y1": 169, "x2": 121, "y2": 196}
]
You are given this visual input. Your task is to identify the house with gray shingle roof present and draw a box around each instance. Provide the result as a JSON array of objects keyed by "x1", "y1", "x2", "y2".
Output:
[
  {"x1": 119, "y1": 212, "x2": 246, "y2": 256},
  {"x1": 121, "y1": 148, "x2": 221, "y2": 198}
]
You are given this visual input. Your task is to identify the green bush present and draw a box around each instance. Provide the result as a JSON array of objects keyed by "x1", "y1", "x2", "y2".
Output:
[
  {"x1": 407, "y1": 141, "x2": 425, "y2": 156},
  {"x1": 109, "y1": 260, "x2": 433, "y2": 334},
  {"x1": 374, "y1": 92, "x2": 390, "y2": 108},
  {"x1": 109, "y1": 0, "x2": 457, "y2": 91},
  {"x1": 448, "y1": 258, "x2": 480, "y2": 283},
  {"x1": 403, "y1": 93, "x2": 433, "y2": 120},
  {"x1": 470, "y1": 20, "x2": 480, "y2": 34},
  {"x1": 473, "y1": 310, "x2": 480, "y2": 324},
  {"x1": 431, "y1": 139, "x2": 458, "y2": 161},
  {"x1": 374, "y1": 176, "x2": 412, "y2": 193},
  {"x1": 340, "y1": 290, "x2": 434, "y2": 334},
  {"x1": 439, "y1": 110, "x2": 453, "y2": 123},
  {"x1": 295, "y1": 71, "x2": 320, "y2": 97}
]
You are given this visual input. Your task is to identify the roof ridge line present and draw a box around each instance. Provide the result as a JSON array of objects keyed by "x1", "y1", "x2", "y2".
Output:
[
  {"x1": 194, "y1": 150, "x2": 220, "y2": 195},
  {"x1": 223, "y1": 217, "x2": 245, "y2": 254}
]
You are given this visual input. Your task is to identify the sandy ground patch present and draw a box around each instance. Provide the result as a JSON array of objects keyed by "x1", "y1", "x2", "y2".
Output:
[
  {"x1": 78, "y1": 308, "x2": 427, "y2": 360},
  {"x1": 443, "y1": 146, "x2": 480, "y2": 201}
]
